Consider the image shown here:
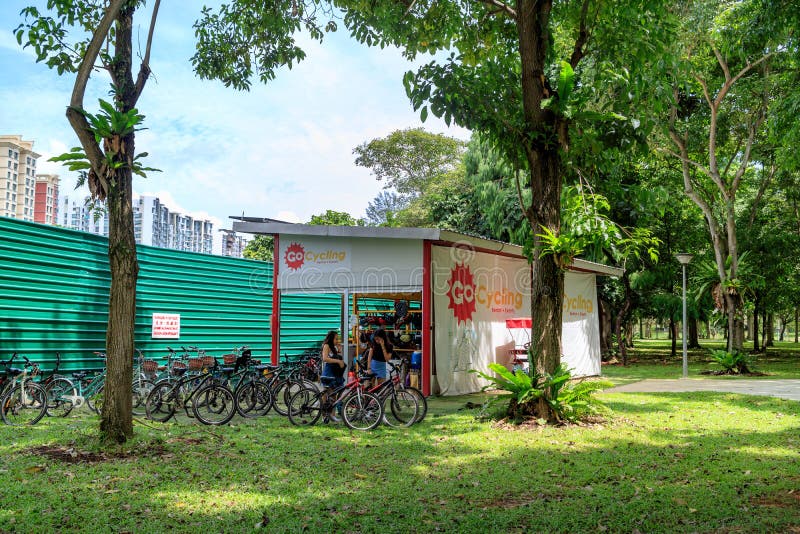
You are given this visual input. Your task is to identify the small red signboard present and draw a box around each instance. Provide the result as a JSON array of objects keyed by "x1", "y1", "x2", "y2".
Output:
[{"x1": 151, "y1": 313, "x2": 180, "y2": 339}]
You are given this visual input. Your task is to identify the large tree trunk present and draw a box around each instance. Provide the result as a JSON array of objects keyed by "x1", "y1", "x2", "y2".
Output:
[
  {"x1": 102, "y1": 164, "x2": 138, "y2": 442},
  {"x1": 517, "y1": 0, "x2": 563, "y2": 422},
  {"x1": 725, "y1": 293, "x2": 744, "y2": 352},
  {"x1": 100, "y1": 5, "x2": 139, "y2": 443},
  {"x1": 688, "y1": 317, "x2": 701, "y2": 349}
]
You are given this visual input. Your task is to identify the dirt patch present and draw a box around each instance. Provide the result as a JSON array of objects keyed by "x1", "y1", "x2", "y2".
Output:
[
  {"x1": 699, "y1": 370, "x2": 769, "y2": 376},
  {"x1": 751, "y1": 490, "x2": 800, "y2": 509},
  {"x1": 29, "y1": 444, "x2": 168, "y2": 464},
  {"x1": 489, "y1": 414, "x2": 608, "y2": 431}
]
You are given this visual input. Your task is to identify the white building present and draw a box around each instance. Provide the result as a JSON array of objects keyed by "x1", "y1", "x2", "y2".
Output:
[
  {"x1": 60, "y1": 193, "x2": 214, "y2": 254},
  {"x1": 220, "y1": 229, "x2": 248, "y2": 258},
  {"x1": 0, "y1": 135, "x2": 39, "y2": 222}
]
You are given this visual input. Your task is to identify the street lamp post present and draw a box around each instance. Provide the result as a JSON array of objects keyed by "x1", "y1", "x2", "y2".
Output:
[{"x1": 675, "y1": 253, "x2": 693, "y2": 378}]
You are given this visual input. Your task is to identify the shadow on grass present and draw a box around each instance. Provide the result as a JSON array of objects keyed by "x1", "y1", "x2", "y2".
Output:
[{"x1": 1, "y1": 392, "x2": 799, "y2": 533}]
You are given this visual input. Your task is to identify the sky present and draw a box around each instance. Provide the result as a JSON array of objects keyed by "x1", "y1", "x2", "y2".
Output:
[{"x1": 0, "y1": 2, "x2": 469, "y2": 236}]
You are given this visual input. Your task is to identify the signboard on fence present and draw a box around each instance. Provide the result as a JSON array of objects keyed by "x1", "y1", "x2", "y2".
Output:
[{"x1": 151, "y1": 313, "x2": 180, "y2": 339}]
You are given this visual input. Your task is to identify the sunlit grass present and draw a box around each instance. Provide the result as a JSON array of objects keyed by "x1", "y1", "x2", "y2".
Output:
[{"x1": 0, "y1": 377, "x2": 798, "y2": 531}]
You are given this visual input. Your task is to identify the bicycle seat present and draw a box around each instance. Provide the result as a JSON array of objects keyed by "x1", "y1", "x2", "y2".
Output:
[
  {"x1": 7, "y1": 367, "x2": 23, "y2": 377},
  {"x1": 320, "y1": 376, "x2": 338, "y2": 387},
  {"x1": 71, "y1": 371, "x2": 89, "y2": 380}
]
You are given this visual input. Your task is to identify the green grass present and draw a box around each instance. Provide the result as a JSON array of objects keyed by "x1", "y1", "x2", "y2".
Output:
[
  {"x1": 1, "y1": 388, "x2": 799, "y2": 533},
  {"x1": 602, "y1": 338, "x2": 800, "y2": 384}
]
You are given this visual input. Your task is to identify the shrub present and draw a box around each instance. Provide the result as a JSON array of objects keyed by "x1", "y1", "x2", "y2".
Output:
[
  {"x1": 710, "y1": 349, "x2": 753, "y2": 374},
  {"x1": 472, "y1": 363, "x2": 614, "y2": 423}
]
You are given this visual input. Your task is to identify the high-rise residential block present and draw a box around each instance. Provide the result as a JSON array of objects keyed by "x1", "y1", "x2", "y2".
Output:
[
  {"x1": 61, "y1": 193, "x2": 214, "y2": 254},
  {"x1": 0, "y1": 135, "x2": 39, "y2": 222},
  {"x1": 34, "y1": 174, "x2": 60, "y2": 225}
]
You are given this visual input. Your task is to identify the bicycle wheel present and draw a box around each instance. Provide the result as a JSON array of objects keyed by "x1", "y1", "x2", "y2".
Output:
[
  {"x1": 145, "y1": 381, "x2": 178, "y2": 422},
  {"x1": 342, "y1": 391, "x2": 383, "y2": 431},
  {"x1": 287, "y1": 388, "x2": 322, "y2": 426},
  {"x1": 45, "y1": 377, "x2": 76, "y2": 417},
  {"x1": 86, "y1": 385, "x2": 104, "y2": 414},
  {"x1": 404, "y1": 386, "x2": 428, "y2": 423},
  {"x1": 1, "y1": 382, "x2": 47, "y2": 426},
  {"x1": 235, "y1": 381, "x2": 273, "y2": 418},
  {"x1": 132, "y1": 379, "x2": 155, "y2": 416},
  {"x1": 273, "y1": 379, "x2": 318, "y2": 416},
  {"x1": 192, "y1": 385, "x2": 236, "y2": 425},
  {"x1": 383, "y1": 389, "x2": 419, "y2": 428}
]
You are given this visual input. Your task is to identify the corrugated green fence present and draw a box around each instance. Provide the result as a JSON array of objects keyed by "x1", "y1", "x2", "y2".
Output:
[{"x1": 0, "y1": 217, "x2": 340, "y2": 372}]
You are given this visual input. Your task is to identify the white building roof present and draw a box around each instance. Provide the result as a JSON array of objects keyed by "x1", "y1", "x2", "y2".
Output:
[{"x1": 231, "y1": 219, "x2": 623, "y2": 277}]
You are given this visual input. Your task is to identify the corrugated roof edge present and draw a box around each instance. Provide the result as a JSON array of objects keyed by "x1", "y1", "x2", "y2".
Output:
[{"x1": 230, "y1": 219, "x2": 623, "y2": 277}]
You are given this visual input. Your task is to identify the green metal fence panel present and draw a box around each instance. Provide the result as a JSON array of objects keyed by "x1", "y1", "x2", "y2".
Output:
[{"x1": 0, "y1": 217, "x2": 341, "y2": 371}]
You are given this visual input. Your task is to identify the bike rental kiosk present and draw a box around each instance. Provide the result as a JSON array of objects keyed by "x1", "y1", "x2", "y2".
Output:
[{"x1": 231, "y1": 219, "x2": 622, "y2": 396}]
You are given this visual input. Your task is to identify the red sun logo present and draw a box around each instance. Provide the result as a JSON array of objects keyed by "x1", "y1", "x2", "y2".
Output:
[
  {"x1": 447, "y1": 263, "x2": 476, "y2": 324},
  {"x1": 284, "y1": 242, "x2": 305, "y2": 271}
]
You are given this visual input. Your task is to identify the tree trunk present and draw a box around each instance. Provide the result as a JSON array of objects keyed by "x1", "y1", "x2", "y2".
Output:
[
  {"x1": 725, "y1": 293, "x2": 744, "y2": 352},
  {"x1": 796, "y1": 306, "x2": 799, "y2": 343},
  {"x1": 779, "y1": 317, "x2": 786, "y2": 341},
  {"x1": 615, "y1": 272, "x2": 633, "y2": 365},
  {"x1": 766, "y1": 313, "x2": 774, "y2": 347},
  {"x1": 102, "y1": 164, "x2": 137, "y2": 443},
  {"x1": 752, "y1": 301, "x2": 761, "y2": 353},
  {"x1": 669, "y1": 317, "x2": 677, "y2": 358},
  {"x1": 100, "y1": 6, "x2": 139, "y2": 443},
  {"x1": 688, "y1": 317, "x2": 701, "y2": 349},
  {"x1": 517, "y1": 0, "x2": 563, "y2": 422},
  {"x1": 598, "y1": 299, "x2": 613, "y2": 359},
  {"x1": 626, "y1": 322, "x2": 634, "y2": 348}
]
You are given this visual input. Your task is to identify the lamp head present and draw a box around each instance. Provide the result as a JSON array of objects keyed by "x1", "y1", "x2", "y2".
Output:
[{"x1": 675, "y1": 253, "x2": 694, "y2": 265}]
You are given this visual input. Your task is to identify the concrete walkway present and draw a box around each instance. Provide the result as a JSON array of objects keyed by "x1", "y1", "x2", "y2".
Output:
[{"x1": 607, "y1": 379, "x2": 800, "y2": 401}]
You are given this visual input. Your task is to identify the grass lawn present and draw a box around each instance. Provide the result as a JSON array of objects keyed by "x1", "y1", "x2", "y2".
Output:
[
  {"x1": 2, "y1": 379, "x2": 799, "y2": 533},
  {"x1": 1, "y1": 340, "x2": 797, "y2": 532},
  {"x1": 602, "y1": 338, "x2": 800, "y2": 384}
]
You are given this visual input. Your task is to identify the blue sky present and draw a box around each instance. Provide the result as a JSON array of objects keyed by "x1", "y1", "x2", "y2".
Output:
[{"x1": 0, "y1": 2, "x2": 469, "y2": 230}]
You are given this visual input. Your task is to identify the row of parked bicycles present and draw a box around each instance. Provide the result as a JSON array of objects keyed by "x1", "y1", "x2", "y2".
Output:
[{"x1": 0, "y1": 346, "x2": 427, "y2": 431}]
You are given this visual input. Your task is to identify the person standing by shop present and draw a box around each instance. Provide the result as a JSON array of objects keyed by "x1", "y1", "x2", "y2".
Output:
[
  {"x1": 367, "y1": 329, "x2": 393, "y2": 385},
  {"x1": 321, "y1": 330, "x2": 346, "y2": 388}
]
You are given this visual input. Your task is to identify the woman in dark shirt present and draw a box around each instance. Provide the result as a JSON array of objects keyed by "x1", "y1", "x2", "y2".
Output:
[
  {"x1": 321, "y1": 330, "x2": 345, "y2": 388},
  {"x1": 367, "y1": 329, "x2": 393, "y2": 384}
]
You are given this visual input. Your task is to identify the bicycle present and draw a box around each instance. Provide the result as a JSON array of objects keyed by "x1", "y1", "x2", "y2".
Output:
[
  {"x1": 0, "y1": 354, "x2": 47, "y2": 425},
  {"x1": 287, "y1": 372, "x2": 383, "y2": 430}
]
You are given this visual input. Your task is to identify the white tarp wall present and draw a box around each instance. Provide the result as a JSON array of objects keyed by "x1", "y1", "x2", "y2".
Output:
[
  {"x1": 431, "y1": 245, "x2": 532, "y2": 395},
  {"x1": 562, "y1": 271, "x2": 601, "y2": 376},
  {"x1": 277, "y1": 235, "x2": 423, "y2": 293},
  {"x1": 432, "y1": 247, "x2": 602, "y2": 395}
]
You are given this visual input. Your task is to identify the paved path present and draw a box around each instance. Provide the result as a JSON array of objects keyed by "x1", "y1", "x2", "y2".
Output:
[{"x1": 607, "y1": 379, "x2": 800, "y2": 401}]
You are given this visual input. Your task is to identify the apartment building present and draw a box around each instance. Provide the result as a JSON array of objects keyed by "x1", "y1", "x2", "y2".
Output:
[
  {"x1": 34, "y1": 174, "x2": 60, "y2": 225},
  {"x1": 0, "y1": 135, "x2": 39, "y2": 222},
  {"x1": 61, "y1": 193, "x2": 214, "y2": 254},
  {"x1": 220, "y1": 229, "x2": 248, "y2": 258}
]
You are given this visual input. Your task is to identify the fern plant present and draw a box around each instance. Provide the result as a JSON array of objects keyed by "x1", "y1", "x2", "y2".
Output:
[
  {"x1": 472, "y1": 363, "x2": 613, "y2": 423},
  {"x1": 710, "y1": 349, "x2": 752, "y2": 374}
]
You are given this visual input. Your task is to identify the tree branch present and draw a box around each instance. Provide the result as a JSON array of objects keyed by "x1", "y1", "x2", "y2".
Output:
[
  {"x1": 714, "y1": 52, "x2": 774, "y2": 108},
  {"x1": 569, "y1": 0, "x2": 592, "y2": 68},
  {"x1": 68, "y1": 0, "x2": 128, "y2": 194},
  {"x1": 475, "y1": 0, "x2": 517, "y2": 20},
  {"x1": 133, "y1": 0, "x2": 161, "y2": 103}
]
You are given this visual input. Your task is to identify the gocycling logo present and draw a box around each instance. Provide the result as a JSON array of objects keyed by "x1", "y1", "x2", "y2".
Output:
[
  {"x1": 447, "y1": 263, "x2": 476, "y2": 325},
  {"x1": 284, "y1": 242, "x2": 305, "y2": 271}
]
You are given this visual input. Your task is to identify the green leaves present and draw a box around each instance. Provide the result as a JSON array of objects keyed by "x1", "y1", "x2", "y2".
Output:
[{"x1": 471, "y1": 362, "x2": 613, "y2": 423}]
